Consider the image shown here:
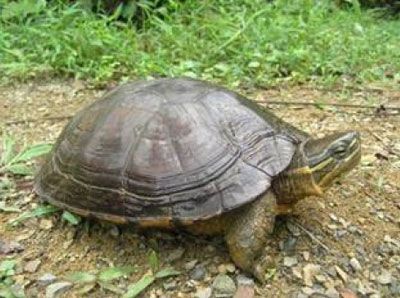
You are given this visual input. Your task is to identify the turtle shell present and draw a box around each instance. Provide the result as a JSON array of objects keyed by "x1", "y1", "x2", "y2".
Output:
[{"x1": 35, "y1": 78, "x2": 308, "y2": 224}]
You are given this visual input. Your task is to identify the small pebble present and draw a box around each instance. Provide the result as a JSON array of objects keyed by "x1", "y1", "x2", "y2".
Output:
[
  {"x1": 377, "y1": 270, "x2": 392, "y2": 285},
  {"x1": 236, "y1": 274, "x2": 254, "y2": 286},
  {"x1": 324, "y1": 287, "x2": 340, "y2": 298},
  {"x1": 166, "y1": 248, "x2": 185, "y2": 262},
  {"x1": 0, "y1": 239, "x2": 24, "y2": 254},
  {"x1": 212, "y1": 274, "x2": 236, "y2": 296},
  {"x1": 340, "y1": 288, "x2": 358, "y2": 298},
  {"x1": 314, "y1": 274, "x2": 326, "y2": 283},
  {"x1": 109, "y1": 226, "x2": 119, "y2": 237},
  {"x1": 282, "y1": 236, "x2": 297, "y2": 253},
  {"x1": 39, "y1": 219, "x2": 54, "y2": 230},
  {"x1": 184, "y1": 260, "x2": 198, "y2": 271},
  {"x1": 335, "y1": 265, "x2": 348, "y2": 283},
  {"x1": 349, "y1": 257, "x2": 362, "y2": 271},
  {"x1": 194, "y1": 287, "x2": 212, "y2": 298},
  {"x1": 302, "y1": 287, "x2": 315, "y2": 295},
  {"x1": 163, "y1": 280, "x2": 177, "y2": 291},
  {"x1": 233, "y1": 285, "x2": 254, "y2": 298},
  {"x1": 45, "y1": 282, "x2": 72, "y2": 298},
  {"x1": 37, "y1": 273, "x2": 57, "y2": 286},
  {"x1": 292, "y1": 267, "x2": 302, "y2": 279},
  {"x1": 303, "y1": 263, "x2": 320, "y2": 287},
  {"x1": 190, "y1": 265, "x2": 206, "y2": 281},
  {"x1": 283, "y1": 256, "x2": 298, "y2": 267},
  {"x1": 24, "y1": 259, "x2": 41, "y2": 273}
]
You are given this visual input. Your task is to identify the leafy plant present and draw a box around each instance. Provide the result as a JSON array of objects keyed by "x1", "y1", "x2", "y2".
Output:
[
  {"x1": 122, "y1": 251, "x2": 180, "y2": 298},
  {"x1": 0, "y1": 259, "x2": 25, "y2": 298},
  {"x1": 65, "y1": 266, "x2": 136, "y2": 295},
  {"x1": 1, "y1": 0, "x2": 399, "y2": 87},
  {"x1": 62, "y1": 211, "x2": 81, "y2": 225},
  {"x1": 0, "y1": 135, "x2": 52, "y2": 176},
  {"x1": 8, "y1": 205, "x2": 59, "y2": 226}
]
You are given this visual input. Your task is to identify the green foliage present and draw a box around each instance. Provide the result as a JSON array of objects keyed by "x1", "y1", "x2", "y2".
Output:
[
  {"x1": 122, "y1": 250, "x2": 180, "y2": 298},
  {"x1": 147, "y1": 249, "x2": 159, "y2": 274},
  {"x1": 66, "y1": 271, "x2": 97, "y2": 284},
  {"x1": 98, "y1": 266, "x2": 136, "y2": 282},
  {"x1": 62, "y1": 210, "x2": 81, "y2": 225},
  {"x1": 8, "y1": 205, "x2": 59, "y2": 226},
  {"x1": 0, "y1": 259, "x2": 24, "y2": 298},
  {"x1": 0, "y1": 135, "x2": 52, "y2": 176},
  {"x1": 0, "y1": 0, "x2": 399, "y2": 86}
]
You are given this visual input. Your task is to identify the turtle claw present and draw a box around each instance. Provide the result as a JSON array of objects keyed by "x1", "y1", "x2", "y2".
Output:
[{"x1": 252, "y1": 255, "x2": 276, "y2": 283}]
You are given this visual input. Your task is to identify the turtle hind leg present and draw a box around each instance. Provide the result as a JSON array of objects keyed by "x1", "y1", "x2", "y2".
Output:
[{"x1": 224, "y1": 191, "x2": 276, "y2": 281}]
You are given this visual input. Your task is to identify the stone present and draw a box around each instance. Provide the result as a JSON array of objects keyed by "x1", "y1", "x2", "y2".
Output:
[
  {"x1": 225, "y1": 263, "x2": 236, "y2": 273},
  {"x1": 212, "y1": 274, "x2": 236, "y2": 296},
  {"x1": 303, "y1": 264, "x2": 320, "y2": 287},
  {"x1": 24, "y1": 259, "x2": 41, "y2": 273},
  {"x1": 163, "y1": 280, "x2": 177, "y2": 291},
  {"x1": 190, "y1": 265, "x2": 206, "y2": 281},
  {"x1": 390, "y1": 281, "x2": 400, "y2": 296},
  {"x1": 282, "y1": 237, "x2": 297, "y2": 254},
  {"x1": 109, "y1": 226, "x2": 119, "y2": 237},
  {"x1": 314, "y1": 274, "x2": 326, "y2": 283},
  {"x1": 0, "y1": 239, "x2": 24, "y2": 254},
  {"x1": 292, "y1": 267, "x2": 302, "y2": 279},
  {"x1": 334, "y1": 265, "x2": 348, "y2": 283},
  {"x1": 233, "y1": 285, "x2": 254, "y2": 298},
  {"x1": 45, "y1": 282, "x2": 72, "y2": 298},
  {"x1": 283, "y1": 256, "x2": 298, "y2": 267},
  {"x1": 166, "y1": 248, "x2": 185, "y2": 262},
  {"x1": 37, "y1": 273, "x2": 57, "y2": 286},
  {"x1": 324, "y1": 287, "x2": 339, "y2": 298},
  {"x1": 301, "y1": 287, "x2": 315, "y2": 295},
  {"x1": 339, "y1": 288, "x2": 358, "y2": 298},
  {"x1": 236, "y1": 274, "x2": 254, "y2": 286},
  {"x1": 39, "y1": 219, "x2": 54, "y2": 230},
  {"x1": 184, "y1": 260, "x2": 198, "y2": 271},
  {"x1": 302, "y1": 251, "x2": 310, "y2": 261},
  {"x1": 349, "y1": 258, "x2": 362, "y2": 271},
  {"x1": 194, "y1": 287, "x2": 212, "y2": 298},
  {"x1": 377, "y1": 270, "x2": 392, "y2": 285}
]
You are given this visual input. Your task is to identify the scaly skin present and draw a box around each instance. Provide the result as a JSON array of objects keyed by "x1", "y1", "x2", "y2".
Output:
[
  {"x1": 224, "y1": 191, "x2": 276, "y2": 281},
  {"x1": 186, "y1": 192, "x2": 276, "y2": 280}
]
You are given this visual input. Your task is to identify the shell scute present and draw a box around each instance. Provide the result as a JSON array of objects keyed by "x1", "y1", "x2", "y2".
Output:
[{"x1": 35, "y1": 78, "x2": 300, "y2": 222}]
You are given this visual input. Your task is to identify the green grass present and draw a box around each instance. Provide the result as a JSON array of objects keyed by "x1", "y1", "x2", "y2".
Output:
[{"x1": 1, "y1": 0, "x2": 400, "y2": 87}]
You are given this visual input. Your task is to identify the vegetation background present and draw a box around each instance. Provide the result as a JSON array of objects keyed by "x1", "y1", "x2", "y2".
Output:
[
  {"x1": 1, "y1": 0, "x2": 399, "y2": 88},
  {"x1": 1, "y1": 1, "x2": 400, "y2": 297}
]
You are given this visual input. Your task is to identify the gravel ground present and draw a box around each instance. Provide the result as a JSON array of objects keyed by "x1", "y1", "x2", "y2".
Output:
[{"x1": 1, "y1": 80, "x2": 399, "y2": 298}]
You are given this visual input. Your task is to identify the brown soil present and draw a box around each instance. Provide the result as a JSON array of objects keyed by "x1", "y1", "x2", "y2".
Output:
[{"x1": 1, "y1": 80, "x2": 399, "y2": 298}]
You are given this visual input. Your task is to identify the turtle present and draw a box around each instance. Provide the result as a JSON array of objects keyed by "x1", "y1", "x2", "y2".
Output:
[{"x1": 34, "y1": 78, "x2": 361, "y2": 280}]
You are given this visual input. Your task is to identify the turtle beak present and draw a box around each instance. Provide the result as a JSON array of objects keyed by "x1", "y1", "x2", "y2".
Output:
[{"x1": 305, "y1": 131, "x2": 361, "y2": 189}]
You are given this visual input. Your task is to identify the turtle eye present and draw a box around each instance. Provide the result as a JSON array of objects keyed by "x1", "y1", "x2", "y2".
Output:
[{"x1": 331, "y1": 142, "x2": 347, "y2": 158}]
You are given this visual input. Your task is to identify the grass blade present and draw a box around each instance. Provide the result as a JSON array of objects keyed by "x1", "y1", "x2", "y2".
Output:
[
  {"x1": 154, "y1": 268, "x2": 180, "y2": 279},
  {"x1": 0, "y1": 202, "x2": 21, "y2": 213},
  {"x1": 1, "y1": 135, "x2": 15, "y2": 166},
  {"x1": 4, "y1": 164, "x2": 32, "y2": 176},
  {"x1": 122, "y1": 275, "x2": 155, "y2": 298},
  {"x1": 148, "y1": 250, "x2": 159, "y2": 274},
  {"x1": 9, "y1": 143, "x2": 52, "y2": 164},
  {"x1": 98, "y1": 266, "x2": 136, "y2": 282},
  {"x1": 9, "y1": 205, "x2": 59, "y2": 226},
  {"x1": 62, "y1": 211, "x2": 81, "y2": 225},
  {"x1": 66, "y1": 271, "x2": 96, "y2": 284}
]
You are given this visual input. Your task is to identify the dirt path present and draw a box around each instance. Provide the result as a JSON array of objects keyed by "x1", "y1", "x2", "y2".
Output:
[{"x1": 1, "y1": 80, "x2": 399, "y2": 298}]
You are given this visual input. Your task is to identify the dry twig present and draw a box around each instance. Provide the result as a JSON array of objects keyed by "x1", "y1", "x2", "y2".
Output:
[{"x1": 289, "y1": 219, "x2": 331, "y2": 253}]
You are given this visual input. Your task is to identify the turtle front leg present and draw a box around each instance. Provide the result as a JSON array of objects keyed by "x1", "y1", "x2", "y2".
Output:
[{"x1": 224, "y1": 191, "x2": 276, "y2": 281}]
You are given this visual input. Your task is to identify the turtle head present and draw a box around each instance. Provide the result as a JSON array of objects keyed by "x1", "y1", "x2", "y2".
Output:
[
  {"x1": 272, "y1": 131, "x2": 361, "y2": 210},
  {"x1": 304, "y1": 131, "x2": 361, "y2": 191}
]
